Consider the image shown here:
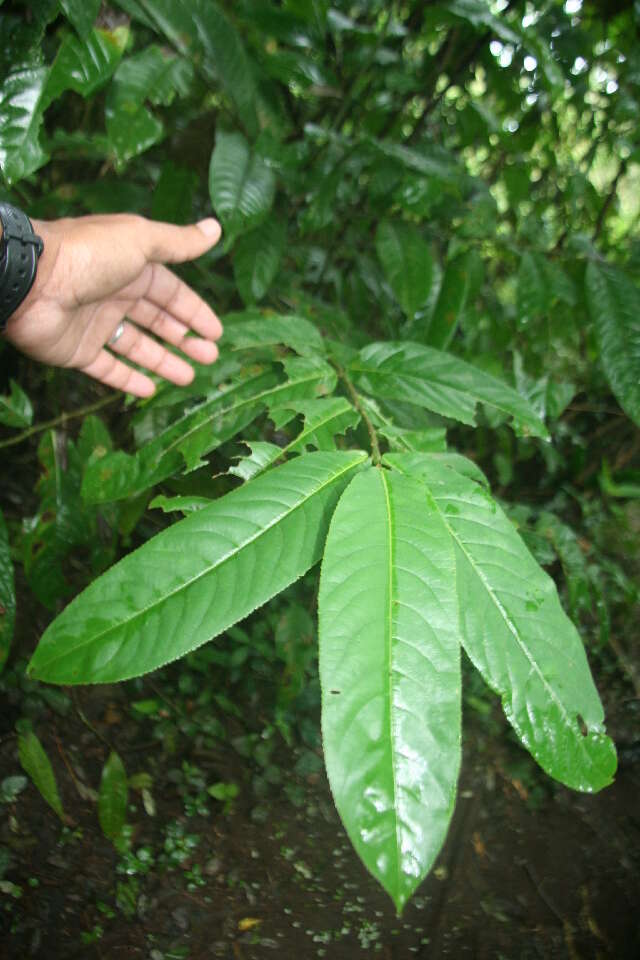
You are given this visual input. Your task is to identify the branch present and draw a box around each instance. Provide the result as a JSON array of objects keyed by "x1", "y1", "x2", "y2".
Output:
[
  {"x1": 0, "y1": 394, "x2": 120, "y2": 450},
  {"x1": 334, "y1": 362, "x2": 382, "y2": 465}
]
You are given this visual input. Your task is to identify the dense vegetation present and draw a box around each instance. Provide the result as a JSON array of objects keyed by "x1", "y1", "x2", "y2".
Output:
[{"x1": 1, "y1": 0, "x2": 638, "y2": 935}]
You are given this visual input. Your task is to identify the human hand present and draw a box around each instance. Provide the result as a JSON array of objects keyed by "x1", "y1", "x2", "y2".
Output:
[{"x1": 3, "y1": 213, "x2": 223, "y2": 397}]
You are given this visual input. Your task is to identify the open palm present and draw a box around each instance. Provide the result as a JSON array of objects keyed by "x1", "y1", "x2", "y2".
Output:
[{"x1": 5, "y1": 213, "x2": 223, "y2": 397}]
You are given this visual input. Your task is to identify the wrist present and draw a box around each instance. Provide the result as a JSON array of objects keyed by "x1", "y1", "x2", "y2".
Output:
[{"x1": 0, "y1": 205, "x2": 45, "y2": 333}]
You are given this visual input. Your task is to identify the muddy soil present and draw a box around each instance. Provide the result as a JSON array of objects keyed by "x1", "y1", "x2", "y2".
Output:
[{"x1": 1, "y1": 668, "x2": 639, "y2": 960}]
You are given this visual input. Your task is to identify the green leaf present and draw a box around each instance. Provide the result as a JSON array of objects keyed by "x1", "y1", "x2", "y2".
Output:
[
  {"x1": 234, "y1": 217, "x2": 286, "y2": 305},
  {"x1": 223, "y1": 312, "x2": 325, "y2": 358},
  {"x1": 82, "y1": 367, "x2": 279, "y2": 502},
  {"x1": 209, "y1": 131, "x2": 276, "y2": 240},
  {"x1": 23, "y1": 430, "x2": 117, "y2": 608},
  {"x1": 149, "y1": 495, "x2": 212, "y2": 514},
  {"x1": 122, "y1": 0, "x2": 258, "y2": 134},
  {"x1": 0, "y1": 380, "x2": 33, "y2": 428},
  {"x1": 106, "y1": 45, "x2": 193, "y2": 164},
  {"x1": 385, "y1": 454, "x2": 617, "y2": 793},
  {"x1": 28, "y1": 451, "x2": 367, "y2": 684},
  {"x1": 351, "y1": 342, "x2": 549, "y2": 438},
  {"x1": 18, "y1": 732, "x2": 64, "y2": 819},
  {"x1": 228, "y1": 441, "x2": 283, "y2": 482},
  {"x1": 378, "y1": 424, "x2": 448, "y2": 454},
  {"x1": 0, "y1": 510, "x2": 16, "y2": 674},
  {"x1": 0, "y1": 67, "x2": 48, "y2": 185},
  {"x1": 535, "y1": 513, "x2": 592, "y2": 620},
  {"x1": 319, "y1": 467, "x2": 461, "y2": 913},
  {"x1": 517, "y1": 252, "x2": 548, "y2": 326},
  {"x1": 585, "y1": 263, "x2": 640, "y2": 425},
  {"x1": 284, "y1": 398, "x2": 360, "y2": 453},
  {"x1": 60, "y1": 0, "x2": 101, "y2": 38},
  {"x1": 427, "y1": 253, "x2": 477, "y2": 350},
  {"x1": 82, "y1": 359, "x2": 334, "y2": 503},
  {"x1": 44, "y1": 27, "x2": 127, "y2": 106},
  {"x1": 98, "y1": 751, "x2": 128, "y2": 844},
  {"x1": 229, "y1": 398, "x2": 360, "y2": 482},
  {"x1": 151, "y1": 160, "x2": 198, "y2": 224},
  {"x1": 375, "y1": 221, "x2": 434, "y2": 319}
]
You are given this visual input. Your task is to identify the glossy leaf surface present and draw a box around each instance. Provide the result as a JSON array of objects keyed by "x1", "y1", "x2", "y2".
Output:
[
  {"x1": 29, "y1": 452, "x2": 367, "y2": 684},
  {"x1": 18, "y1": 732, "x2": 64, "y2": 820},
  {"x1": 0, "y1": 67, "x2": 48, "y2": 184},
  {"x1": 209, "y1": 131, "x2": 276, "y2": 239},
  {"x1": 319, "y1": 467, "x2": 461, "y2": 913},
  {"x1": 98, "y1": 751, "x2": 128, "y2": 843},
  {"x1": 60, "y1": 0, "x2": 101, "y2": 38},
  {"x1": 385, "y1": 454, "x2": 617, "y2": 792},
  {"x1": 44, "y1": 27, "x2": 127, "y2": 106},
  {"x1": 351, "y1": 342, "x2": 549, "y2": 438},
  {"x1": 375, "y1": 221, "x2": 434, "y2": 319},
  {"x1": 585, "y1": 263, "x2": 640, "y2": 425},
  {"x1": 118, "y1": 0, "x2": 258, "y2": 134},
  {"x1": 106, "y1": 46, "x2": 192, "y2": 163}
]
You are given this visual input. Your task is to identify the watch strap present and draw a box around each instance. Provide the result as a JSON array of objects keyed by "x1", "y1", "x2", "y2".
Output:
[{"x1": 0, "y1": 203, "x2": 44, "y2": 332}]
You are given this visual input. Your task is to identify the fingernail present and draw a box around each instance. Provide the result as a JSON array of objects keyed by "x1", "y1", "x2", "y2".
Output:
[{"x1": 197, "y1": 218, "x2": 221, "y2": 240}]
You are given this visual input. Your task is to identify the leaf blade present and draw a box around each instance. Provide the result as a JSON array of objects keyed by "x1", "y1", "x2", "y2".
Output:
[
  {"x1": 319, "y1": 467, "x2": 461, "y2": 912},
  {"x1": 375, "y1": 221, "x2": 434, "y2": 319},
  {"x1": 29, "y1": 451, "x2": 367, "y2": 684},
  {"x1": 585, "y1": 262, "x2": 640, "y2": 425},
  {"x1": 98, "y1": 751, "x2": 128, "y2": 844},
  {"x1": 351, "y1": 341, "x2": 549, "y2": 438},
  {"x1": 209, "y1": 131, "x2": 276, "y2": 240},
  {"x1": 18, "y1": 732, "x2": 64, "y2": 820},
  {"x1": 385, "y1": 453, "x2": 617, "y2": 793}
]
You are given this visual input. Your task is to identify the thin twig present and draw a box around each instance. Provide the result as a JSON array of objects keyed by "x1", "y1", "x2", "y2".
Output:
[
  {"x1": 334, "y1": 362, "x2": 382, "y2": 464},
  {"x1": 0, "y1": 393, "x2": 120, "y2": 450}
]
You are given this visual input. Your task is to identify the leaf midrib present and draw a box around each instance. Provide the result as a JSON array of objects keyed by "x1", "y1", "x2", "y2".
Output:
[
  {"x1": 351, "y1": 355, "x2": 544, "y2": 433},
  {"x1": 379, "y1": 469, "x2": 401, "y2": 899},
  {"x1": 156, "y1": 368, "x2": 324, "y2": 464},
  {"x1": 36, "y1": 454, "x2": 366, "y2": 671},
  {"x1": 389, "y1": 461, "x2": 589, "y2": 761}
]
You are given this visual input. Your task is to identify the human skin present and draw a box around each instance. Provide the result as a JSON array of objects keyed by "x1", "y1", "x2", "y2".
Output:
[{"x1": 1, "y1": 213, "x2": 223, "y2": 397}]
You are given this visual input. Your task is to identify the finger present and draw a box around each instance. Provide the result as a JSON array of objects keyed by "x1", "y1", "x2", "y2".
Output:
[
  {"x1": 142, "y1": 217, "x2": 222, "y2": 265},
  {"x1": 122, "y1": 263, "x2": 223, "y2": 340},
  {"x1": 108, "y1": 321, "x2": 196, "y2": 385},
  {"x1": 126, "y1": 297, "x2": 219, "y2": 364},
  {"x1": 80, "y1": 349, "x2": 157, "y2": 398}
]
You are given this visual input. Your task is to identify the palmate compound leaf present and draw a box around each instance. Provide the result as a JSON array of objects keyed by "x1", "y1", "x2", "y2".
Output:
[
  {"x1": 350, "y1": 341, "x2": 549, "y2": 439},
  {"x1": 585, "y1": 262, "x2": 640, "y2": 426},
  {"x1": 385, "y1": 454, "x2": 617, "y2": 793},
  {"x1": 28, "y1": 451, "x2": 367, "y2": 685},
  {"x1": 318, "y1": 467, "x2": 461, "y2": 913}
]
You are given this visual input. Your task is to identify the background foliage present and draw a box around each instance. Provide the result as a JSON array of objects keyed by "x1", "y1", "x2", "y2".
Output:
[{"x1": 1, "y1": 0, "x2": 639, "y2": 934}]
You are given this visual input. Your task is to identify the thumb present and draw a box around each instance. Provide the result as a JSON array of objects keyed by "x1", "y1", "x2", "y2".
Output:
[{"x1": 144, "y1": 217, "x2": 222, "y2": 264}]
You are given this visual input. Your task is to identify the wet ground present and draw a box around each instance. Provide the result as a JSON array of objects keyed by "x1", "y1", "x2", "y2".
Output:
[{"x1": 1, "y1": 668, "x2": 639, "y2": 960}]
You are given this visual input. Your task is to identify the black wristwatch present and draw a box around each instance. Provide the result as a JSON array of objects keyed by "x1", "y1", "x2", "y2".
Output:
[{"x1": 0, "y1": 203, "x2": 44, "y2": 332}]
